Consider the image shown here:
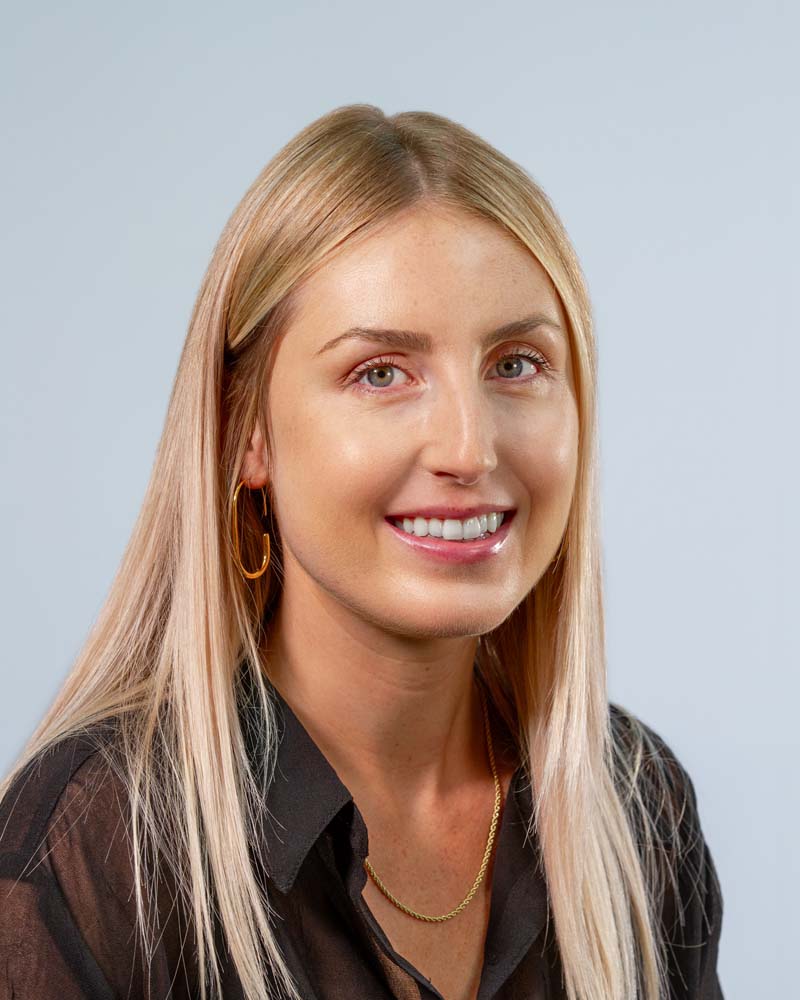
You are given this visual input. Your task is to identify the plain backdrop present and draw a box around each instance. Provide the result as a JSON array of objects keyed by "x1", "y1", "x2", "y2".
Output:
[{"x1": 1, "y1": 2, "x2": 796, "y2": 994}]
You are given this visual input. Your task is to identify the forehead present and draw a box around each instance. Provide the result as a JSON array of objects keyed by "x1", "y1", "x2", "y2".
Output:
[{"x1": 289, "y1": 205, "x2": 564, "y2": 340}]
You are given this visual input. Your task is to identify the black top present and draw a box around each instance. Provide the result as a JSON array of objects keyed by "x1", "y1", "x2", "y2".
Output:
[{"x1": 0, "y1": 674, "x2": 725, "y2": 999}]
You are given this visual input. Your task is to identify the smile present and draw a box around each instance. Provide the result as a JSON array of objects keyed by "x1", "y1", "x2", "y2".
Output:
[
  {"x1": 383, "y1": 510, "x2": 516, "y2": 565},
  {"x1": 390, "y1": 511, "x2": 508, "y2": 542}
]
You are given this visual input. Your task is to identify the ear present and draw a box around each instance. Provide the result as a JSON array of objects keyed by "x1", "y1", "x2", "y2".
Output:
[{"x1": 240, "y1": 422, "x2": 270, "y2": 489}]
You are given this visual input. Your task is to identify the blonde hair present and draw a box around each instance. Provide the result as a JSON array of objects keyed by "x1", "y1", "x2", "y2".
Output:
[{"x1": 1, "y1": 104, "x2": 698, "y2": 1000}]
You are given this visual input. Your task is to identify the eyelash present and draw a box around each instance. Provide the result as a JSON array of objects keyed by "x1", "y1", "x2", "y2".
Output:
[{"x1": 346, "y1": 347, "x2": 552, "y2": 394}]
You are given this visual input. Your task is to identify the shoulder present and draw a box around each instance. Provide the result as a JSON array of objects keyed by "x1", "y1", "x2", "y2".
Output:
[
  {"x1": 608, "y1": 702, "x2": 725, "y2": 995},
  {"x1": 609, "y1": 702, "x2": 705, "y2": 822},
  {"x1": 0, "y1": 722, "x2": 135, "y2": 922},
  {"x1": 608, "y1": 699, "x2": 714, "y2": 859},
  {"x1": 0, "y1": 724, "x2": 197, "y2": 998},
  {"x1": 0, "y1": 723, "x2": 125, "y2": 870}
]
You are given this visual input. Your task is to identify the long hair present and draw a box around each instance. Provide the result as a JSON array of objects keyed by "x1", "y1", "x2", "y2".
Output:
[{"x1": 1, "y1": 104, "x2": 694, "y2": 1000}]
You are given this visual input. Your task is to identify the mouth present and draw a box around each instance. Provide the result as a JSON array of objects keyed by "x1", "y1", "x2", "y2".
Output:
[{"x1": 382, "y1": 509, "x2": 517, "y2": 564}]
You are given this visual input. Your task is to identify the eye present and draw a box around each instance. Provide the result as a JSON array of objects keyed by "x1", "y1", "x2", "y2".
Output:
[
  {"x1": 494, "y1": 347, "x2": 551, "y2": 380},
  {"x1": 347, "y1": 355, "x2": 412, "y2": 391},
  {"x1": 346, "y1": 347, "x2": 552, "y2": 393}
]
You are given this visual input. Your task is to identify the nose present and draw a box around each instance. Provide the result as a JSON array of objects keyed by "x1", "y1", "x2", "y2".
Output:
[{"x1": 423, "y1": 384, "x2": 498, "y2": 483}]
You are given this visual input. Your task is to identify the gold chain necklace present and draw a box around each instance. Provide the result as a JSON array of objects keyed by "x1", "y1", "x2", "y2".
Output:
[{"x1": 362, "y1": 681, "x2": 502, "y2": 922}]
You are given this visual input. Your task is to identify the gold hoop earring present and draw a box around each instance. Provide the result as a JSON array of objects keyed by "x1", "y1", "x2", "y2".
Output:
[{"x1": 232, "y1": 479, "x2": 271, "y2": 579}]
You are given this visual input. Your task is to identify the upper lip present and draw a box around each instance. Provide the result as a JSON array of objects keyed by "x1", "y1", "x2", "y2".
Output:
[{"x1": 386, "y1": 504, "x2": 516, "y2": 520}]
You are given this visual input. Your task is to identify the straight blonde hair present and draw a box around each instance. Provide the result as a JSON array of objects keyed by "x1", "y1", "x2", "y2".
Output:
[{"x1": 1, "y1": 104, "x2": 700, "y2": 1000}]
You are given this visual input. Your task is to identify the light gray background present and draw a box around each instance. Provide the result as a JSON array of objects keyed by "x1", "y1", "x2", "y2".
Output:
[{"x1": 2, "y1": 2, "x2": 796, "y2": 994}]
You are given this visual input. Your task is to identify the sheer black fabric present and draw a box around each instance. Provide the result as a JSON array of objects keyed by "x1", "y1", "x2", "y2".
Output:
[{"x1": 0, "y1": 675, "x2": 724, "y2": 999}]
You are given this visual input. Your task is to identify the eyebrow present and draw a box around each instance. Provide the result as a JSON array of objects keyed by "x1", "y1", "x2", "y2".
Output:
[{"x1": 314, "y1": 312, "x2": 565, "y2": 357}]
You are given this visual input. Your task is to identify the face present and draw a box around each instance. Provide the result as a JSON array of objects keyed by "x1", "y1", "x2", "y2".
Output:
[{"x1": 244, "y1": 204, "x2": 579, "y2": 643}]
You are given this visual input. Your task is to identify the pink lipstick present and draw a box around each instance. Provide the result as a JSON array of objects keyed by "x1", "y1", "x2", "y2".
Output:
[{"x1": 383, "y1": 510, "x2": 516, "y2": 565}]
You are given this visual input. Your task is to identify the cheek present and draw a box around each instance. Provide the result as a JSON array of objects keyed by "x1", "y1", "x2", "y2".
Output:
[
  {"x1": 268, "y1": 393, "x2": 395, "y2": 531},
  {"x1": 512, "y1": 402, "x2": 579, "y2": 500},
  {"x1": 512, "y1": 412, "x2": 578, "y2": 573},
  {"x1": 540, "y1": 432, "x2": 579, "y2": 496}
]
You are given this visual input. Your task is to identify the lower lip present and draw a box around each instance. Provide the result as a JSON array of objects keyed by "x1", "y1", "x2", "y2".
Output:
[{"x1": 383, "y1": 512, "x2": 516, "y2": 565}]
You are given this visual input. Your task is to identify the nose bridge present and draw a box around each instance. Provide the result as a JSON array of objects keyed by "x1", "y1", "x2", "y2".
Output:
[{"x1": 426, "y1": 364, "x2": 498, "y2": 477}]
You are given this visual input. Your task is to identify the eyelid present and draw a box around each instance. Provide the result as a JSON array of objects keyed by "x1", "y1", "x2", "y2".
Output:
[
  {"x1": 349, "y1": 342, "x2": 550, "y2": 371},
  {"x1": 345, "y1": 343, "x2": 552, "y2": 390}
]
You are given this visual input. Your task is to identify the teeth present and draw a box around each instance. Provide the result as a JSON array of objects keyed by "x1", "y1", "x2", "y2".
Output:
[{"x1": 393, "y1": 511, "x2": 507, "y2": 541}]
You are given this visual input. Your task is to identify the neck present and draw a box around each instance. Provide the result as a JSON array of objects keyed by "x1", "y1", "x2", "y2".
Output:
[{"x1": 264, "y1": 591, "x2": 489, "y2": 817}]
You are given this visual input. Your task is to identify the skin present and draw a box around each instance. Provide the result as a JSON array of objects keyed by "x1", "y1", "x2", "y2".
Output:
[{"x1": 240, "y1": 202, "x2": 578, "y2": 994}]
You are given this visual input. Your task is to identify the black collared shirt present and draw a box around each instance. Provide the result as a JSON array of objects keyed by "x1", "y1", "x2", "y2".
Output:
[
  {"x1": 0, "y1": 673, "x2": 725, "y2": 999},
  {"x1": 240, "y1": 673, "x2": 556, "y2": 999}
]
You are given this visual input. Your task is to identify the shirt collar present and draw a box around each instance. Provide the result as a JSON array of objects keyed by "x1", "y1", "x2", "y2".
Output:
[
  {"x1": 237, "y1": 663, "x2": 543, "y2": 906},
  {"x1": 238, "y1": 667, "x2": 354, "y2": 894}
]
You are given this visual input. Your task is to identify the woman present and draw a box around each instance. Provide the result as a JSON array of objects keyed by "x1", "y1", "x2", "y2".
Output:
[{"x1": 0, "y1": 104, "x2": 724, "y2": 1000}]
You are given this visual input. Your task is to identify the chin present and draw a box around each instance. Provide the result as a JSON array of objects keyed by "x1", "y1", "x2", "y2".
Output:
[{"x1": 368, "y1": 601, "x2": 515, "y2": 641}]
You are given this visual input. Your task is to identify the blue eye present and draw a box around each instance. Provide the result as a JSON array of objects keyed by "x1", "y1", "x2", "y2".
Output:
[
  {"x1": 346, "y1": 348, "x2": 551, "y2": 393},
  {"x1": 494, "y1": 351, "x2": 545, "y2": 380},
  {"x1": 350, "y1": 357, "x2": 410, "y2": 390}
]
